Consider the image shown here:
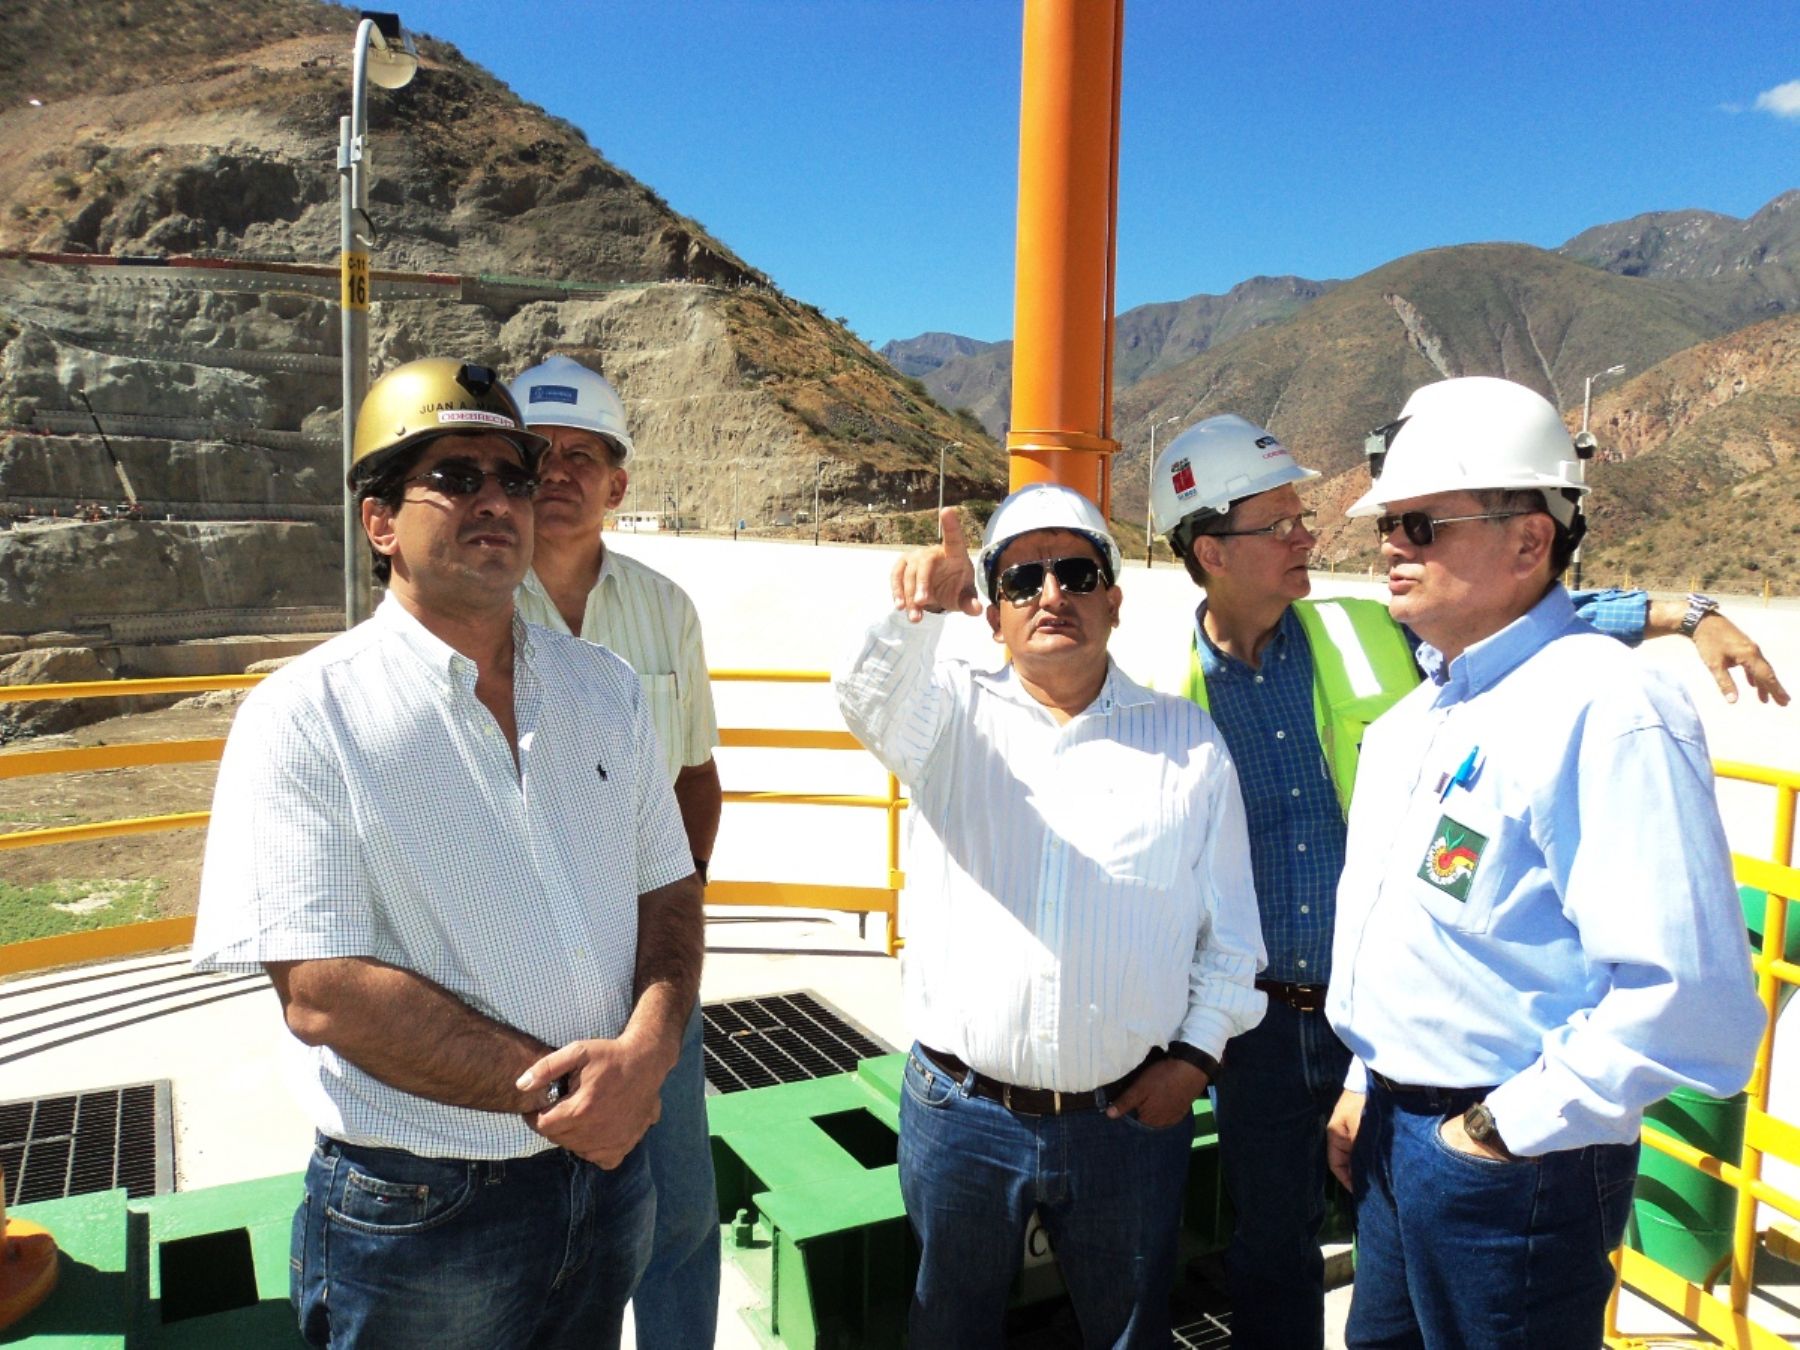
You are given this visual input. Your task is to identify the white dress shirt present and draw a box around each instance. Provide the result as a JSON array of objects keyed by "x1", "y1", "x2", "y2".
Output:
[
  {"x1": 1328, "y1": 587, "x2": 1763, "y2": 1156},
  {"x1": 192, "y1": 595, "x2": 694, "y2": 1159},
  {"x1": 516, "y1": 547, "x2": 720, "y2": 784},
  {"x1": 836, "y1": 610, "x2": 1267, "y2": 1092}
]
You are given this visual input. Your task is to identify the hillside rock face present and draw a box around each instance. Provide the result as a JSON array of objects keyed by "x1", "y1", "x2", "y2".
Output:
[
  {"x1": 879, "y1": 332, "x2": 997, "y2": 378},
  {"x1": 0, "y1": 0, "x2": 1003, "y2": 637},
  {"x1": 908, "y1": 274, "x2": 1337, "y2": 438}
]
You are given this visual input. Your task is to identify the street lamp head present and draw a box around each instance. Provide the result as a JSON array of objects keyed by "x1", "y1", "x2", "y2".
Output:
[
  {"x1": 361, "y1": 11, "x2": 418, "y2": 89},
  {"x1": 1605, "y1": 364, "x2": 1625, "y2": 377}
]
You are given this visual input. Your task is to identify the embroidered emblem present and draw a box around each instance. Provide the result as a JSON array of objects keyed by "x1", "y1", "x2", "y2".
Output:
[{"x1": 1417, "y1": 816, "x2": 1488, "y2": 903}]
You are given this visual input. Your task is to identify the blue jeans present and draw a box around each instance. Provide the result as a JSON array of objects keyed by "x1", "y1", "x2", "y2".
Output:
[
  {"x1": 1347, "y1": 1081, "x2": 1639, "y2": 1350},
  {"x1": 292, "y1": 1134, "x2": 653, "y2": 1350},
  {"x1": 1212, "y1": 998, "x2": 1352, "y2": 1350},
  {"x1": 631, "y1": 1004, "x2": 720, "y2": 1350},
  {"x1": 898, "y1": 1044, "x2": 1193, "y2": 1349}
]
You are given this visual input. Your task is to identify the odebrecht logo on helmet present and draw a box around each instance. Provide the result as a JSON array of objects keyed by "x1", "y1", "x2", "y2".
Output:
[{"x1": 349, "y1": 358, "x2": 546, "y2": 486}]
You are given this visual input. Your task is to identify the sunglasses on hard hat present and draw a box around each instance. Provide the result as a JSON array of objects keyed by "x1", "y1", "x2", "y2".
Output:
[
  {"x1": 404, "y1": 462, "x2": 539, "y2": 500},
  {"x1": 1374, "y1": 510, "x2": 1529, "y2": 547},
  {"x1": 997, "y1": 555, "x2": 1106, "y2": 605}
]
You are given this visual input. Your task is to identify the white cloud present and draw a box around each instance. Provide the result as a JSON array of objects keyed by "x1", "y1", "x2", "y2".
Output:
[{"x1": 1754, "y1": 80, "x2": 1800, "y2": 118}]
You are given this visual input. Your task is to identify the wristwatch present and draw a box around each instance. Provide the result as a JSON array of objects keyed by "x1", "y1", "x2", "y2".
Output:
[
  {"x1": 1680, "y1": 592, "x2": 1720, "y2": 638},
  {"x1": 1462, "y1": 1101, "x2": 1516, "y2": 1159},
  {"x1": 1166, "y1": 1041, "x2": 1222, "y2": 1081}
]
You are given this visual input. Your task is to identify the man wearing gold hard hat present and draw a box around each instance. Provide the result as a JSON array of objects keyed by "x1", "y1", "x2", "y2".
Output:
[{"x1": 192, "y1": 357, "x2": 703, "y2": 1350}]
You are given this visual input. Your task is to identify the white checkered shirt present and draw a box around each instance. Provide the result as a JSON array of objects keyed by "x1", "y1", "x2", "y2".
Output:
[
  {"x1": 192, "y1": 595, "x2": 694, "y2": 1159},
  {"x1": 836, "y1": 611, "x2": 1268, "y2": 1092}
]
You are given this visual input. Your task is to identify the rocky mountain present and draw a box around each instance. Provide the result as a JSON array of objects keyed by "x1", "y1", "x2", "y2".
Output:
[
  {"x1": 0, "y1": 0, "x2": 1005, "y2": 638},
  {"x1": 1573, "y1": 311, "x2": 1800, "y2": 591},
  {"x1": 1108, "y1": 242, "x2": 1752, "y2": 552},
  {"x1": 903, "y1": 274, "x2": 1338, "y2": 437},
  {"x1": 1559, "y1": 191, "x2": 1800, "y2": 316},
  {"x1": 878, "y1": 331, "x2": 997, "y2": 378}
]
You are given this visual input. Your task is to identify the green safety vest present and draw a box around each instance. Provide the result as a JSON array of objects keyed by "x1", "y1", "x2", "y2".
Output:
[{"x1": 1179, "y1": 597, "x2": 1421, "y2": 814}]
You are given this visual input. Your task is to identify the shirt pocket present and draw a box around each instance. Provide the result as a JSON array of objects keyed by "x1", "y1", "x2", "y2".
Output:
[
  {"x1": 1050, "y1": 776, "x2": 1183, "y2": 891},
  {"x1": 1402, "y1": 794, "x2": 1527, "y2": 936}
]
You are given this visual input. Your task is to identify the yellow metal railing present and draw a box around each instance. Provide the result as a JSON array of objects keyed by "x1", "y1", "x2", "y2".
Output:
[
  {"x1": 1606, "y1": 760, "x2": 1800, "y2": 1349},
  {"x1": 0, "y1": 669, "x2": 907, "y2": 978}
]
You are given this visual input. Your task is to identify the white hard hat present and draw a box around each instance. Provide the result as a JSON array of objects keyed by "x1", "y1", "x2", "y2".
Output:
[
  {"x1": 976, "y1": 483, "x2": 1122, "y2": 604},
  {"x1": 509, "y1": 355, "x2": 635, "y2": 464},
  {"x1": 1150, "y1": 415, "x2": 1319, "y2": 540},
  {"x1": 1347, "y1": 377, "x2": 1586, "y2": 527}
]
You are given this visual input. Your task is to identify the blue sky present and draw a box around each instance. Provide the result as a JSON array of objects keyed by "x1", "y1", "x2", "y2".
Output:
[{"x1": 398, "y1": 2, "x2": 1797, "y2": 348}]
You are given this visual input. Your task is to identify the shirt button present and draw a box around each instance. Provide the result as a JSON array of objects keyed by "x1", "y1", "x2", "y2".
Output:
[
  {"x1": 1254, "y1": 674, "x2": 1264, "y2": 684},
  {"x1": 1297, "y1": 843, "x2": 1307, "y2": 853},
  {"x1": 1298, "y1": 959, "x2": 1309, "y2": 968},
  {"x1": 1275, "y1": 730, "x2": 1287, "y2": 740},
  {"x1": 1300, "y1": 905, "x2": 1310, "y2": 914},
  {"x1": 1291, "y1": 787, "x2": 1301, "y2": 798}
]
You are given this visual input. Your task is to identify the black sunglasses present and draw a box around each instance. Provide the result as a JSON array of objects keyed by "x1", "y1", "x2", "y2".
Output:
[
  {"x1": 1374, "y1": 510, "x2": 1528, "y2": 547},
  {"x1": 997, "y1": 555, "x2": 1107, "y2": 605},
  {"x1": 404, "y1": 462, "x2": 539, "y2": 500}
]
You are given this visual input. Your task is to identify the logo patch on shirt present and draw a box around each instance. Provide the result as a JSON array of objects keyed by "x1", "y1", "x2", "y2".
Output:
[{"x1": 1418, "y1": 816, "x2": 1488, "y2": 903}]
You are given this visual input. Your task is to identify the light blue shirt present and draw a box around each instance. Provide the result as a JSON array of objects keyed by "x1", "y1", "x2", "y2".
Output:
[{"x1": 1327, "y1": 586, "x2": 1763, "y2": 1156}]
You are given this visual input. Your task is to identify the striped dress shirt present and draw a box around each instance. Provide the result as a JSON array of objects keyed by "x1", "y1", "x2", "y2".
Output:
[
  {"x1": 516, "y1": 547, "x2": 720, "y2": 783},
  {"x1": 191, "y1": 595, "x2": 694, "y2": 1159},
  {"x1": 836, "y1": 611, "x2": 1267, "y2": 1092}
]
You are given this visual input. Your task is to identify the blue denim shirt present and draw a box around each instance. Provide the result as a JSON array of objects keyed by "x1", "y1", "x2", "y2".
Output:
[{"x1": 1195, "y1": 588, "x2": 1648, "y2": 985}]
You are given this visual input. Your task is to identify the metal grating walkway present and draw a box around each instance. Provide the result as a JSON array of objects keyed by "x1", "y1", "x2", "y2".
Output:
[
  {"x1": 0, "y1": 1080, "x2": 173, "y2": 1205},
  {"x1": 702, "y1": 991, "x2": 892, "y2": 1093},
  {"x1": 1172, "y1": 1311, "x2": 1232, "y2": 1348}
]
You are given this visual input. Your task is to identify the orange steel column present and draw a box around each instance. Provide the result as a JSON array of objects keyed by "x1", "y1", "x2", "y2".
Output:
[{"x1": 1007, "y1": 0, "x2": 1125, "y2": 512}]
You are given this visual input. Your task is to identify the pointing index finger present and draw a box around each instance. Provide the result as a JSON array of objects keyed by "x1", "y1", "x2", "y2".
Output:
[{"x1": 939, "y1": 507, "x2": 968, "y2": 556}]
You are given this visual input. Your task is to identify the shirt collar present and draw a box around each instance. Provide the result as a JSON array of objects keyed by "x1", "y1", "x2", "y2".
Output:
[
  {"x1": 375, "y1": 591, "x2": 533, "y2": 688},
  {"x1": 518, "y1": 547, "x2": 615, "y2": 604},
  {"x1": 1193, "y1": 599, "x2": 1297, "y2": 679},
  {"x1": 974, "y1": 656, "x2": 1153, "y2": 719},
  {"x1": 1422, "y1": 585, "x2": 1578, "y2": 695}
]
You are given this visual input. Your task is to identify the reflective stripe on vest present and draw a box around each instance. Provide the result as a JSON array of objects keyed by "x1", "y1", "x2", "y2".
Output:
[{"x1": 1179, "y1": 597, "x2": 1420, "y2": 814}]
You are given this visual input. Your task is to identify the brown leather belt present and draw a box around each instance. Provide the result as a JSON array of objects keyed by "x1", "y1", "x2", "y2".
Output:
[
  {"x1": 1256, "y1": 979, "x2": 1329, "y2": 1014},
  {"x1": 916, "y1": 1045, "x2": 1157, "y2": 1116}
]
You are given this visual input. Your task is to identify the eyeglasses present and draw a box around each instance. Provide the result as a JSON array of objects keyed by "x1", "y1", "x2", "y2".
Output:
[
  {"x1": 404, "y1": 463, "x2": 539, "y2": 500},
  {"x1": 1202, "y1": 511, "x2": 1316, "y2": 542},
  {"x1": 997, "y1": 555, "x2": 1107, "y2": 605},
  {"x1": 1373, "y1": 510, "x2": 1528, "y2": 547}
]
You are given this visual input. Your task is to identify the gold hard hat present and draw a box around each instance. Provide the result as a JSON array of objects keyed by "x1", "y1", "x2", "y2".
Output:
[{"x1": 349, "y1": 358, "x2": 548, "y2": 484}]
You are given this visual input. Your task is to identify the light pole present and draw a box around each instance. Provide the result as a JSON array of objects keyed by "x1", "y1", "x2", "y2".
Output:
[
  {"x1": 731, "y1": 460, "x2": 739, "y2": 540},
  {"x1": 814, "y1": 459, "x2": 825, "y2": 546},
  {"x1": 938, "y1": 440, "x2": 962, "y2": 515},
  {"x1": 1581, "y1": 363, "x2": 1625, "y2": 435},
  {"x1": 1571, "y1": 364, "x2": 1625, "y2": 588},
  {"x1": 339, "y1": 10, "x2": 417, "y2": 629},
  {"x1": 1144, "y1": 414, "x2": 1179, "y2": 567}
]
